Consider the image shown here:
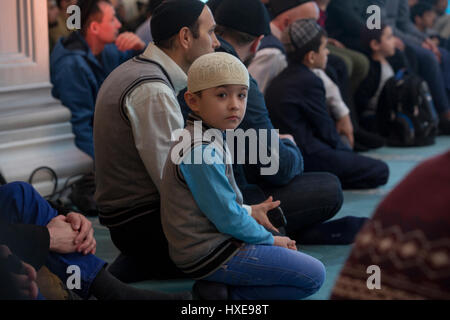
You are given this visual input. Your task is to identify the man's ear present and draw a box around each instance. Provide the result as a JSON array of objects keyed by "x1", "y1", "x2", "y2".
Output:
[
  {"x1": 282, "y1": 16, "x2": 290, "y2": 30},
  {"x1": 184, "y1": 91, "x2": 200, "y2": 113},
  {"x1": 250, "y1": 35, "x2": 264, "y2": 54},
  {"x1": 178, "y1": 27, "x2": 192, "y2": 50},
  {"x1": 87, "y1": 21, "x2": 100, "y2": 36},
  {"x1": 370, "y1": 39, "x2": 380, "y2": 52},
  {"x1": 305, "y1": 50, "x2": 315, "y2": 65}
]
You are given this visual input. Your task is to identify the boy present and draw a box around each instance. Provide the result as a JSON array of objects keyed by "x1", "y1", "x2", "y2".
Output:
[
  {"x1": 161, "y1": 52, "x2": 325, "y2": 300},
  {"x1": 411, "y1": 2, "x2": 450, "y2": 50},
  {"x1": 265, "y1": 19, "x2": 389, "y2": 189},
  {"x1": 356, "y1": 24, "x2": 397, "y2": 132}
]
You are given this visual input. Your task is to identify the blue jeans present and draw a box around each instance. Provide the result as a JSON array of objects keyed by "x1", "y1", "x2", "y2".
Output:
[
  {"x1": 406, "y1": 41, "x2": 450, "y2": 115},
  {"x1": 204, "y1": 244, "x2": 325, "y2": 300},
  {"x1": 0, "y1": 182, "x2": 105, "y2": 299}
]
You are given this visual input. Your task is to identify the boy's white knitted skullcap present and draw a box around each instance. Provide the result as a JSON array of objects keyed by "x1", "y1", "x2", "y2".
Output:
[{"x1": 187, "y1": 52, "x2": 249, "y2": 93}]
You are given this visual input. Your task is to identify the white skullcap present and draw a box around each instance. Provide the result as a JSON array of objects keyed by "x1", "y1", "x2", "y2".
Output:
[{"x1": 187, "y1": 52, "x2": 250, "y2": 93}]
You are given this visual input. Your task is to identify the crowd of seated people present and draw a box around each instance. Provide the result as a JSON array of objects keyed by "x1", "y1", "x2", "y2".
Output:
[{"x1": 1, "y1": 0, "x2": 447, "y2": 300}]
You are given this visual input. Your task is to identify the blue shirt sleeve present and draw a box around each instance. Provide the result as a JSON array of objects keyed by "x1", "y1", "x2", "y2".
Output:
[{"x1": 179, "y1": 144, "x2": 274, "y2": 245}]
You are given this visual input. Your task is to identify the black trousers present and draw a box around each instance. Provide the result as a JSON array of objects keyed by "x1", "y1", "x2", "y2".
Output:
[{"x1": 108, "y1": 212, "x2": 187, "y2": 283}]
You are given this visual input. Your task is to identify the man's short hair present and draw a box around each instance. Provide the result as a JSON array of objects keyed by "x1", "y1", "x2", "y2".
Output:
[
  {"x1": 150, "y1": 0, "x2": 205, "y2": 50},
  {"x1": 410, "y1": 2, "x2": 434, "y2": 22},
  {"x1": 214, "y1": 25, "x2": 257, "y2": 46},
  {"x1": 156, "y1": 21, "x2": 200, "y2": 50},
  {"x1": 360, "y1": 24, "x2": 388, "y2": 55},
  {"x1": 78, "y1": 0, "x2": 112, "y2": 36}
]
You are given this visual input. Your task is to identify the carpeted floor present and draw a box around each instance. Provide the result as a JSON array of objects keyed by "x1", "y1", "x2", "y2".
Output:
[{"x1": 90, "y1": 136, "x2": 450, "y2": 300}]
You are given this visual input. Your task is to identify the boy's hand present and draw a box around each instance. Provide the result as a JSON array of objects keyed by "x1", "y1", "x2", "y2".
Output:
[
  {"x1": 336, "y1": 114, "x2": 354, "y2": 148},
  {"x1": 273, "y1": 236, "x2": 297, "y2": 251},
  {"x1": 251, "y1": 196, "x2": 281, "y2": 233}
]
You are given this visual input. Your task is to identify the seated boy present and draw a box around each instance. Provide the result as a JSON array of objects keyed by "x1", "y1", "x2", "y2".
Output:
[
  {"x1": 356, "y1": 24, "x2": 398, "y2": 133},
  {"x1": 161, "y1": 52, "x2": 325, "y2": 300},
  {"x1": 265, "y1": 19, "x2": 389, "y2": 189}
]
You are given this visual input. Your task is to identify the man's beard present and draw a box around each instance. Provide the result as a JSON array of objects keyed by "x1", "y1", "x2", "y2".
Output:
[{"x1": 243, "y1": 53, "x2": 256, "y2": 67}]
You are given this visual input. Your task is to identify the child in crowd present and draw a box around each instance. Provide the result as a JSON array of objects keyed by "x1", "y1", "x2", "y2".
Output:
[
  {"x1": 160, "y1": 52, "x2": 325, "y2": 300},
  {"x1": 265, "y1": 19, "x2": 389, "y2": 189},
  {"x1": 411, "y1": 2, "x2": 450, "y2": 50},
  {"x1": 356, "y1": 24, "x2": 398, "y2": 133}
]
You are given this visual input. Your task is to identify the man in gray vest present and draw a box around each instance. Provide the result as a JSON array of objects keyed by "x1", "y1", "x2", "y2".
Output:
[{"x1": 93, "y1": 0, "x2": 220, "y2": 282}]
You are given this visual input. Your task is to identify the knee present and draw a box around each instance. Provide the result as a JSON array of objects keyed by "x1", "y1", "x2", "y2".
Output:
[
  {"x1": 352, "y1": 54, "x2": 370, "y2": 79},
  {"x1": 0, "y1": 182, "x2": 34, "y2": 220},
  {"x1": 0, "y1": 181, "x2": 32, "y2": 202},
  {"x1": 297, "y1": 258, "x2": 326, "y2": 298},
  {"x1": 321, "y1": 173, "x2": 344, "y2": 218},
  {"x1": 375, "y1": 160, "x2": 389, "y2": 185},
  {"x1": 369, "y1": 160, "x2": 390, "y2": 187}
]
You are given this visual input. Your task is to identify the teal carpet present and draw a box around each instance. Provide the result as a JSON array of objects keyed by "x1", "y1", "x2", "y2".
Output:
[{"x1": 91, "y1": 136, "x2": 450, "y2": 300}]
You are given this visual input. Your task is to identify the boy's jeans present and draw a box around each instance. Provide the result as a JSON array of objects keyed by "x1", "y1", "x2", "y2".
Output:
[
  {"x1": 0, "y1": 182, "x2": 105, "y2": 299},
  {"x1": 204, "y1": 244, "x2": 325, "y2": 300}
]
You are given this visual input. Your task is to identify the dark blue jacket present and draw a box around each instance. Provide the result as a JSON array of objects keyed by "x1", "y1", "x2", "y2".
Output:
[
  {"x1": 50, "y1": 32, "x2": 137, "y2": 158},
  {"x1": 265, "y1": 62, "x2": 350, "y2": 156},
  {"x1": 178, "y1": 37, "x2": 304, "y2": 187}
]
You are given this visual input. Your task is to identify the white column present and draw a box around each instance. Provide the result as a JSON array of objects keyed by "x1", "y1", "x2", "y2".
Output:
[{"x1": 0, "y1": 0, "x2": 93, "y2": 196}]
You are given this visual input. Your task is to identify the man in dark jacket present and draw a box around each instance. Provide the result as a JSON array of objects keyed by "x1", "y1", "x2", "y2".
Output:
[
  {"x1": 50, "y1": 0, "x2": 145, "y2": 158},
  {"x1": 265, "y1": 19, "x2": 389, "y2": 189}
]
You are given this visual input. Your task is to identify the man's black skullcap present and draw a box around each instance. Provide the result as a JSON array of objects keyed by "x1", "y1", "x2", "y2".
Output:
[
  {"x1": 206, "y1": 0, "x2": 223, "y2": 15},
  {"x1": 269, "y1": 0, "x2": 314, "y2": 18},
  {"x1": 151, "y1": 0, "x2": 205, "y2": 44},
  {"x1": 215, "y1": 0, "x2": 271, "y2": 36}
]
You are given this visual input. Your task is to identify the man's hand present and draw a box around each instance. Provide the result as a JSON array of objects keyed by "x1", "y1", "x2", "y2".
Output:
[
  {"x1": 250, "y1": 196, "x2": 281, "y2": 233},
  {"x1": 46, "y1": 215, "x2": 79, "y2": 254},
  {"x1": 394, "y1": 37, "x2": 405, "y2": 51},
  {"x1": 423, "y1": 38, "x2": 442, "y2": 63},
  {"x1": 336, "y1": 114, "x2": 354, "y2": 148},
  {"x1": 328, "y1": 38, "x2": 345, "y2": 49},
  {"x1": 115, "y1": 32, "x2": 146, "y2": 52},
  {"x1": 66, "y1": 212, "x2": 96, "y2": 255},
  {"x1": 279, "y1": 134, "x2": 296, "y2": 145},
  {"x1": 273, "y1": 236, "x2": 297, "y2": 251}
]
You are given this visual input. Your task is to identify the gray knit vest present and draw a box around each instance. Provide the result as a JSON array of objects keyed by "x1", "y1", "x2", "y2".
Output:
[
  {"x1": 94, "y1": 55, "x2": 173, "y2": 228},
  {"x1": 161, "y1": 114, "x2": 243, "y2": 279}
]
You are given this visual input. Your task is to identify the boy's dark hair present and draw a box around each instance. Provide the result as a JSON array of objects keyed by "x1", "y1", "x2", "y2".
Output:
[
  {"x1": 155, "y1": 21, "x2": 200, "y2": 50},
  {"x1": 286, "y1": 29, "x2": 327, "y2": 64},
  {"x1": 360, "y1": 24, "x2": 388, "y2": 55},
  {"x1": 214, "y1": 25, "x2": 257, "y2": 46},
  {"x1": 410, "y1": 2, "x2": 434, "y2": 22},
  {"x1": 78, "y1": 0, "x2": 112, "y2": 36}
]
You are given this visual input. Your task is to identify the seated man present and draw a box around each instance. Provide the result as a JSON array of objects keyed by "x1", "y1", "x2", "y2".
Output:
[
  {"x1": 94, "y1": 0, "x2": 221, "y2": 282},
  {"x1": 0, "y1": 182, "x2": 190, "y2": 300},
  {"x1": 51, "y1": 0, "x2": 145, "y2": 159},
  {"x1": 265, "y1": 19, "x2": 389, "y2": 189}
]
